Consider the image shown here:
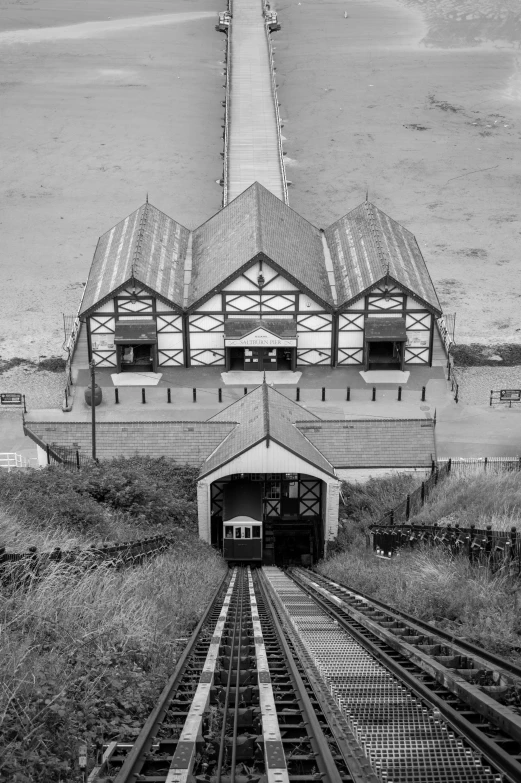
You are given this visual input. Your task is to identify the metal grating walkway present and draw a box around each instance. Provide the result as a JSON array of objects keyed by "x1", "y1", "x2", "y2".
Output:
[
  {"x1": 263, "y1": 568, "x2": 500, "y2": 783},
  {"x1": 226, "y1": 0, "x2": 286, "y2": 203}
]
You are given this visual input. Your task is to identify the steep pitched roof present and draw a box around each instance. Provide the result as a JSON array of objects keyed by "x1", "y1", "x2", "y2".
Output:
[
  {"x1": 80, "y1": 203, "x2": 189, "y2": 316},
  {"x1": 296, "y1": 418, "x2": 436, "y2": 468},
  {"x1": 325, "y1": 202, "x2": 441, "y2": 313},
  {"x1": 188, "y1": 183, "x2": 333, "y2": 308},
  {"x1": 200, "y1": 384, "x2": 336, "y2": 478}
]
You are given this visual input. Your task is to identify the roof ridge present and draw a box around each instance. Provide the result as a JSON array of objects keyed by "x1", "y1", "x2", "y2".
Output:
[
  {"x1": 364, "y1": 201, "x2": 388, "y2": 276},
  {"x1": 256, "y1": 183, "x2": 263, "y2": 251},
  {"x1": 263, "y1": 378, "x2": 270, "y2": 443},
  {"x1": 131, "y1": 202, "x2": 149, "y2": 280}
]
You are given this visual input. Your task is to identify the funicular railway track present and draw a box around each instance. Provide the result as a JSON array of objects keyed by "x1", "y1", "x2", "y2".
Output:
[{"x1": 91, "y1": 567, "x2": 521, "y2": 783}]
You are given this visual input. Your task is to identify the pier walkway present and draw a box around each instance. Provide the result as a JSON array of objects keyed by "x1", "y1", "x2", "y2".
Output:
[{"x1": 226, "y1": 0, "x2": 287, "y2": 203}]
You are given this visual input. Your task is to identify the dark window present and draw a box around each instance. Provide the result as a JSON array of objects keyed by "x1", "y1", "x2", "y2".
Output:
[
  {"x1": 252, "y1": 526, "x2": 261, "y2": 538},
  {"x1": 225, "y1": 526, "x2": 233, "y2": 539},
  {"x1": 235, "y1": 528, "x2": 242, "y2": 539},
  {"x1": 244, "y1": 527, "x2": 251, "y2": 539}
]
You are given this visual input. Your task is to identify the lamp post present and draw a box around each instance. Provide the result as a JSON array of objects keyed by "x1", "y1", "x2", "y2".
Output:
[{"x1": 90, "y1": 360, "x2": 97, "y2": 462}]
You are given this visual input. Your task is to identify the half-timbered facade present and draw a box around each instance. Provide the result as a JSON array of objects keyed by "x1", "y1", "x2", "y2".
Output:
[{"x1": 78, "y1": 183, "x2": 442, "y2": 371}]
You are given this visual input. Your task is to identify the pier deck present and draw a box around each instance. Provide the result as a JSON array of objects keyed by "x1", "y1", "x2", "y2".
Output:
[{"x1": 226, "y1": 0, "x2": 286, "y2": 203}]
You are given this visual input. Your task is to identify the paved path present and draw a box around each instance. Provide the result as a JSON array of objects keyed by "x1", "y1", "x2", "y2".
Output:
[{"x1": 226, "y1": 0, "x2": 286, "y2": 202}]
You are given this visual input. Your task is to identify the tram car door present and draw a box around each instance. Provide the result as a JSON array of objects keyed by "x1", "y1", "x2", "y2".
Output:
[{"x1": 222, "y1": 480, "x2": 263, "y2": 562}]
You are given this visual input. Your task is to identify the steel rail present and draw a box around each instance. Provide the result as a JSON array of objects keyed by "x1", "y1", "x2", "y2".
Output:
[
  {"x1": 112, "y1": 568, "x2": 231, "y2": 783},
  {"x1": 303, "y1": 569, "x2": 521, "y2": 679},
  {"x1": 257, "y1": 568, "x2": 379, "y2": 783},
  {"x1": 290, "y1": 568, "x2": 521, "y2": 783}
]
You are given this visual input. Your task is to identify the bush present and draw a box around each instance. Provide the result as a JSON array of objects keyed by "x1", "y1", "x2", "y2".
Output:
[
  {"x1": 451, "y1": 343, "x2": 521, "y2": 366},
  {"x1": 38, "y1": 356, "x2": 66, "y2": 372},
  {"x1": 0, "y1": 457, "x2": 200, "y2": 543},
  {"x1": 330, "y1": 473, "x2": 420, "y2": 553}
]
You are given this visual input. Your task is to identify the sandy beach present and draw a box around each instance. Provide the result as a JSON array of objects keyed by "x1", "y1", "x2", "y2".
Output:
[
  {"x1": 274, "y1": 0, "x2": 521, "y2": 345},
  {"x1": 0, "y1": 0, "x2": 224, "y2": 361},
  {"x1": 0, "y1": 0, "x2": 520, "y2": 362}
]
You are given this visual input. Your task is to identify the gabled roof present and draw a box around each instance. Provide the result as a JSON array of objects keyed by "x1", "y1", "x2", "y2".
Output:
[
  {"x1": 80, "y1": 203, "x2": 189, "y2": 316},
  {"x1": 188, "y1": 183, "x2": 333, "y2": 308},
  {"x1": 224, "y1": 319, "x2": 297, "y2": 339},
  {"x1": 200, "y1": 383, "x2": 336, "y2": 478},
  {"x1": 325, "y1": 202, "x2": 442, "y2": 313},
  {"x1": 296, "y1": 418, "x2": 435, "y2": 468}
]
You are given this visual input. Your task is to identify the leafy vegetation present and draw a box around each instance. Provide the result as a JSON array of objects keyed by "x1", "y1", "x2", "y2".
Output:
[
  {"x1": 0, "y1": 457, "x2": 200, "y2": 545},
  {"x1": 0, "y1": 457, "x2": 225, "y2": 781},
  {"x1": 0, "y1": 543, "x2": 226, "y2": 782},
  {"x1": 451, "y1": 343, "x2": 521, "y2": 366},
  {"x1": 331, "y1": 473, "x2": 420, "y2": 552}
]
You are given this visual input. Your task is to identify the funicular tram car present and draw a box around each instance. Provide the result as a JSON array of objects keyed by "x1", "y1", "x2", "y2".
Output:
[
  {"x1": 223, "y1": 517, "x2": 263, "y2": 562},
  {"x1": 221, "y1": 479, "x2": 263, "y2": 563}
]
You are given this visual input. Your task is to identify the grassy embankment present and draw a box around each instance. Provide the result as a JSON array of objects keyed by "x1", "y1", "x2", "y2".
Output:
[
  {"x1": 322, "y1": 471, "x2": 521, "y2": 663},
  {"x1": 0, "y1": 458, "x2": 226, "y2": 783}
]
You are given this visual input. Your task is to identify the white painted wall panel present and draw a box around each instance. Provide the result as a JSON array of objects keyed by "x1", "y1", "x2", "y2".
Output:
[
  {"x1": 223, "y1": 276, "x2": 258, "y2": 292},
  {"x1": 297, "y1": 332, "x2": 332, "y2": 349},
  {"x1": 202, "y1": 440, "x2": 335, "y2": 483},
  {"x1": 157, "y1": 332, "x2": 184, "y2": 350},
  {"x1": 189, "y1": 332, "x2": 225, "y2": 349},
  {"x1": 338, "y1": 331, "x2": 364, "y2": 348},
  {"x1": 89, "y1": 316, "x2": 115, "y2": 335},
  {"x1": 299, "y1": 294, "x2": 322, "y2": 311},
  {"x1": 94, "y1": 300, "x2": 115, "y2": 313},
  {"x1": 197, "y1": 295, "x2": 223, "y2": 312}
]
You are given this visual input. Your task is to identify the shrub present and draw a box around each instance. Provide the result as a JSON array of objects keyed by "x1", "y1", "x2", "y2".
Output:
[
  {"x1": 38, "y1": 356, "x2": 66, "y2": 372},
  {"x1": 330, "y1": 473, "x2": 420, "y2": 553},
  {"x1": 0, "y1": 457, "x2": 200, "y2": 543}
]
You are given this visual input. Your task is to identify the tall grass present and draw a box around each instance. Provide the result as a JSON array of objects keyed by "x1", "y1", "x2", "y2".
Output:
[
  {"x1": 319, "y1": 546, "x2": 521, "y2": 664},
  {"x1": 411, "y1": 472, "x2": 521, "y2": 530},
  {"x1": 0, "y1": 537, "x2": 226, "y2": 782}
]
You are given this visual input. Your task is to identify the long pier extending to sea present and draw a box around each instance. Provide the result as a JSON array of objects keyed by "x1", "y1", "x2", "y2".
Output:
[{"x1": 222, "y1": 0, "x2": 287, "y2": 204}]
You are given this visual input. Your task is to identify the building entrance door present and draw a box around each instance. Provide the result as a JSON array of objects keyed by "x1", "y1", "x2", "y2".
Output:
[{"x1": 243, "y1": 347, "x2": 278, "y2": 371}]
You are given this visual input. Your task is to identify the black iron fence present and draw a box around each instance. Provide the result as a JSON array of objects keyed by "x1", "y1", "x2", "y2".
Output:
[
  {"x1": 372, "y1": 457, "x2": 521, "y2": 528},
  {"x1": 0, "y1": 534, "x2": 174, "y2": 588},
  {"x1": 369, "y1": 456, "x2": 521, "y2": 568},
  {"x1": 44, "y1": 443, "x2": 92, "y2": 469},
  {"x1": 370, "y1": 523, "x2": 521, "y2": 573}
]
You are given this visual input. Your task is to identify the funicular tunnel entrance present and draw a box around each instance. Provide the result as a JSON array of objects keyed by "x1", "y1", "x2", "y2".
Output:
[{"x1": 211, "y1": 474, "x2": 325, "y2": 565}]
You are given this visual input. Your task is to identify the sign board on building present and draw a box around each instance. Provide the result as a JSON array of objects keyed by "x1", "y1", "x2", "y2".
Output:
[
  {"x1": 225, "y1": 328, "x2": 297, "y2": 348},
  {"x1": 1, "y1": 393, "x2": 23, "y2": 405},
  {"x1": 500, "y1": 389, "x2": 521, "y2": 401}
]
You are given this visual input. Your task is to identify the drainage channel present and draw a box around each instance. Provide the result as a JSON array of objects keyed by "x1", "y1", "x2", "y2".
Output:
[
  {"x1": 90, "y1": 567, "x2": 354, "y2": 783},
  {"x1": 263, "y1": 567, "x2": 505, "y2": 783}
]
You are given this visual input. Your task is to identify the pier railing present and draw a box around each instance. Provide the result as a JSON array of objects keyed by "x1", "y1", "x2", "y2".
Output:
[
  {"x1": 221, "y1": 0, "x2": 232, "y2": 205},
  {"x1": 263, "y1": 2, "x2": 288, "y2": 204}
]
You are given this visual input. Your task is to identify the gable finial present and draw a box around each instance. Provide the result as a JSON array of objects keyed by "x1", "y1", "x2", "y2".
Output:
[
  {"x1": 145, "y1": 192, "x2": 149, "y2": 204},
  {"x1": 365, "y1": 187, "x2": 369, "y2": 203}
]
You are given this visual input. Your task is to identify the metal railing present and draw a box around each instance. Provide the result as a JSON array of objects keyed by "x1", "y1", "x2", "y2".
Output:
[
  {"x1": 0, "y1": 453, "x2": 28, "y2": 470},
  {"x1": 221, "y1": 0, "x2": 232, "y2": 206},
  {"x1": 371, "y1": 522, "x2": 521, "y2": 573},
  {"x1": 263, "y1": 3, "x2": 288, "y2": 204},
  {"x1": 0, "y1": 534, "x2": 175, "y2": 588},
  {"x1": 371, "y1": 457, "x2": 521, "y2": 529}
]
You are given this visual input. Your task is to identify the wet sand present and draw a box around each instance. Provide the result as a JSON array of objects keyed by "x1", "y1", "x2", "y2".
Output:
[
  {"x1": 274, "y1": 0, "x2": 521, "y2": 345},
  {"x1": 0, "y1": 0, "x2": 224, "y2": 360}
]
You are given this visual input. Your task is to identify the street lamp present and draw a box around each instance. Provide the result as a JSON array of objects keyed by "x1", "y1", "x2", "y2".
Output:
[{"x1": 90, "y1": 360, "x2": 97, "y2": 462}]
